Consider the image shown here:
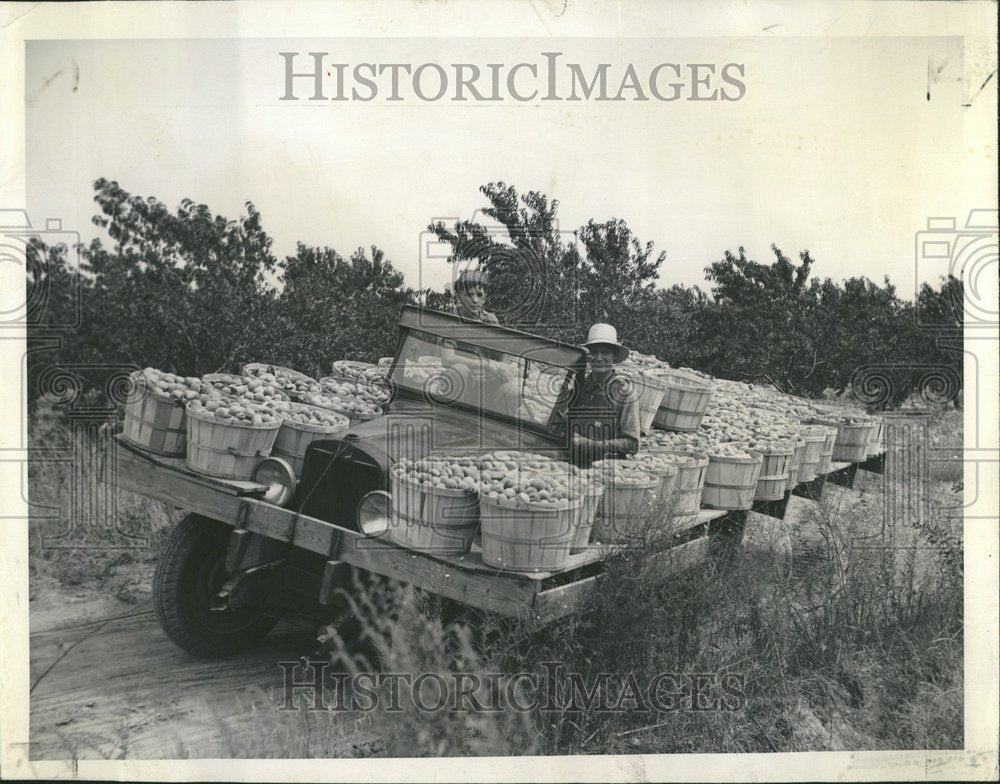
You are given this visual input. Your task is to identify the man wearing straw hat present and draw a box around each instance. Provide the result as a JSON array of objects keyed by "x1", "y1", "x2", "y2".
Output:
[{"x1": 563, "y1": 323, "x2": 641, "y2": 467}]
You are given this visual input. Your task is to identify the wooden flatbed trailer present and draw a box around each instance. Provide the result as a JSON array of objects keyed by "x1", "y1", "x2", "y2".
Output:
[
  {"x1": 112, "y1": 437, "x2": 887, "y2": 628},
  {"x1": 113, "y1": 437, "x2": 721, "y2": 624}
]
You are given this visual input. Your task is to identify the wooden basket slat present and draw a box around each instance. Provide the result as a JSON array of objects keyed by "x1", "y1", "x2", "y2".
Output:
[
  {"x1": 570, "y1": 486, "x2": 605, "y2": 553},
  {"x1": 624, "y1": 374, "x2": 668, "y2": 435}
]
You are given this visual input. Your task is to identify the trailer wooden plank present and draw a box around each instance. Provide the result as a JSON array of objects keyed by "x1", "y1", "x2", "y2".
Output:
[
  {"x1": 442, "y1": 543, "x2": 604, "y2": 581},
  {"x1": 239, "y1": 499, "x2": 346, "y2": 557},
  {"x1": 110, "y1": 449, "x2": 593, "y2": 606},
  {"x1": 531, "y1": 574, "x2": 600, "y2": 623},
  {"x1": 238, "y1": 499, "x2": 729, "y2": 587},
  {"x1": 115, "y1": 437, "x2": 268, "y2": 496},
  {"x1": 116, "y1": 448, "x2": 714, "y2": 618},
  {"x1": 215, "y1": 498, "x2": 550, "y2": 616},
  {"x1": 115, "y1": 440, "x2": 741, "y2": 582},
  {"x1": 337, "y1": 535, "x2": 544, "y2": 617},
  {"x1": 424, "y1": 507, "x2": 726, "y2": 583},
  {"x1": 114, "y1": 446, "x2": 247, "y2": 521},
  {"x1": 531, "y1": 535, "x2": 711, "y2": 623},
  {"x1": 231, "y1": 499, "x2": 574, "y2": 614}
]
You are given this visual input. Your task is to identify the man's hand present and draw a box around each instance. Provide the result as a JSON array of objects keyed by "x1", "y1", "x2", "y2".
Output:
[{"x1": 571, "y1": 433, "x2": 595, "y2": 465}]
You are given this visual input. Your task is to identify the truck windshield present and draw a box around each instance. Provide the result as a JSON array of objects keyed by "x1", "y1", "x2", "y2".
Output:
[{"x1": 391, "y1": 328, "x2": 573, "y2": 428}]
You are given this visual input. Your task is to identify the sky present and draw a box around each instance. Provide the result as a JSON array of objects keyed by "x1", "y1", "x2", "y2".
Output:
[{"x1": 22, "y1": 26, "x2": 995, "y2": 299}]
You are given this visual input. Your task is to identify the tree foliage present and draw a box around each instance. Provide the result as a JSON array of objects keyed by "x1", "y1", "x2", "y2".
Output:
[
  {"x1": 270, "y1": 243, "x2": 414, "y2": 376},
  {"x1": 25, "y1": 178, "x2": 963, "y2": 413},
  {"x1": 692, "y1": 243, "x2": 960, "y2": 406},
  {"x1": 428, "y1": 182, "x2": 583, "y2": 342},
  {"x1": 79, "y1": 178, "x2": 279, "y2": 374},
  {"x1": 428, "y1": 182, "x2": 670, "y2": 345},
  {"x1": 577, "y1": 217, "x2": 665, "y2": 335}
]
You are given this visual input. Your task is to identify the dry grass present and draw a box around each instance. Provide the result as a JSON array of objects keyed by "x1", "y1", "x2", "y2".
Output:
[
  {"x1": 28, "y1": 399, "x2": 180, "y2": 602},
  {"x1": 312, "y1": 410, "x2": 964, "y2": 756}
]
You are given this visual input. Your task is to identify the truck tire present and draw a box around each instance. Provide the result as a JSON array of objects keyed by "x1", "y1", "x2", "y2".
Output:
[{"x1": 154, "y1": 513, "x2": 277, "y2": 658}]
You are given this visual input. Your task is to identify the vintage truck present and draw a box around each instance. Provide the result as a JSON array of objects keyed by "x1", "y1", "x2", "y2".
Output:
[{"x1": 111, "y1": 306, "x2": 882, "y2": 658}]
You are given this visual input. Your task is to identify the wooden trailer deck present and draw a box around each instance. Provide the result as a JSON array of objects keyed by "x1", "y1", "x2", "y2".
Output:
[
  {"x1": 110, "y1": 438, "x2": 723, "y2": 622},
  {"x1": 109, "y1": 438, "x2": 886, "y2": 622}
]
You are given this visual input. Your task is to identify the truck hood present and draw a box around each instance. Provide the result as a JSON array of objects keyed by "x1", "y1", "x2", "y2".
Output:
[{"x1": 338, "y1": 401, "x2": 566, "y2": 468}]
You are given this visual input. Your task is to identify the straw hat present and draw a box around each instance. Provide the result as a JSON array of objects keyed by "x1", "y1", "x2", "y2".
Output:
[{"x1": 583, "y1": 323, "x2": 629, "y2": 363}]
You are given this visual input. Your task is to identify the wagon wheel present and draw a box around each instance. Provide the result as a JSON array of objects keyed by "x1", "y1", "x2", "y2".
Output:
[{"x1": 153, "y1": 514, "x2": 277, "y2": 658}]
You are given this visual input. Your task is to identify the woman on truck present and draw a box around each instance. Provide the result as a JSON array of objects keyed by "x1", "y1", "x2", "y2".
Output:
[{"x1": 564, "y1": 323, "x2": 642, "y2": 467}]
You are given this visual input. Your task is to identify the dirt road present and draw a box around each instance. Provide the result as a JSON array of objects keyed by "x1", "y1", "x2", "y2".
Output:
[{"x1": 29, "y1": 575, "x2": 372, "y2": 760}]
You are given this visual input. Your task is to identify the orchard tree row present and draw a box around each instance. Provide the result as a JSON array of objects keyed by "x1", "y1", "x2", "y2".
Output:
[{"x1": 26, "y1": 178, "x2": 962, "y2": 413}]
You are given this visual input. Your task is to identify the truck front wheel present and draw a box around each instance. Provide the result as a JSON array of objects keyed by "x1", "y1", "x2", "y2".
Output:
[{"x1": 154, "y1": 513, "x2": 278, "y2": 658}]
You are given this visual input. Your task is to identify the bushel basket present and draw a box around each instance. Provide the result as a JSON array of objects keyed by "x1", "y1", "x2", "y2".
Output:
[
  {"x1": 833, "y1": 420, "x2": 878, "y2": 462},
  {"x1": 242, "y1": 363, "x2": 319, "y2": 402},
  {"x1": 272, "y1": 403, "x2": 350, "y2": 477},
  {"x1": 703, "y1": 451, "x2": 763, "y2": 510},
  {"x1": 650, "y1": 370, "x2": 714, "y2": 433},
  {"x1": 307, "y1": 393, "x2": 384, "y2": 428},
  {"x1": 591, "y1": 468, "x2": 660, "y2": 544},
  {"x1": 786, "y1": 438, "x2": 807, "y2": 487},
  {"x1": 617, "y1": 370, "x2": 667, "y2": 435},
  {"x1": 185, "y1": 403, "x2": 281, "y2": 480},
  {"x1": 866, "y1": 420, "x2": 886, "y2": 457},
  {"x1": 797, "y1": 429, "x2": 828, "y2": 483},
  {"x1": 328, "y1": 360, "x2": 381, "y2": 384},
  {"x1": 608, "y1": 458, "x2": 679, "y2": 517},
  {"x1": 647, "y1": 449, "x2": 709, "y2": 517},
  {"x1": 479, "y1": 494, "x2": 581, "y2": 572},
  {"x1": 753, "y1": 448, "x2": 794, "y2": 501},
  {"x1": 120, "y1": 371, "x2": 187, "y2": 457},
  {"x1": 390, "y1": 472, "x2": 480, "y2": 556}
]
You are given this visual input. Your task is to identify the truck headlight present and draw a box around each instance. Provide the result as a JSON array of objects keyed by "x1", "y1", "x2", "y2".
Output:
[
  {"x1": 357, "y1": 490, "x2": 391, "y2": 537},
  {"x1": 253, "y1": 457, "x2": 296, "y2": 507}
]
